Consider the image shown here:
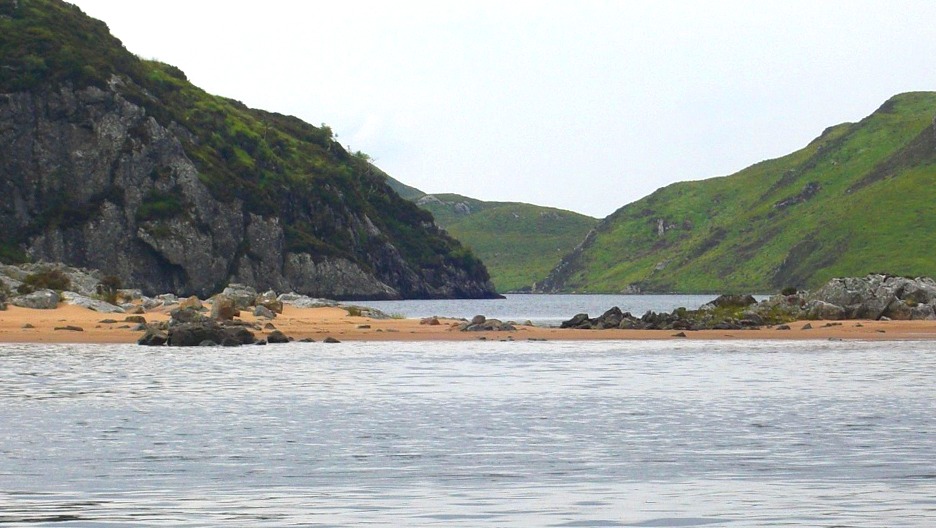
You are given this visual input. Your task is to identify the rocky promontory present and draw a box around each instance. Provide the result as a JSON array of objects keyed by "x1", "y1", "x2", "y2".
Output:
[
  {"x1": 561, "y1": 274, "x2": 936, "y2": 331},
  {"x1": 0, "y1": 2, "x2": 497, "y2": 301}
]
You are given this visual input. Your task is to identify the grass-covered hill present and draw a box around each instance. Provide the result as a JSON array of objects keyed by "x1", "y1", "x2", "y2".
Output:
[
  {"x1": 384, "y1": 182, "x2": 597, "y2": 292},
  {"x1": 537, "y1": 92, "x2": 936, "y2": 294},
  {"x1": 0, "y1": 0, "x2": 497, "y2": 298}
]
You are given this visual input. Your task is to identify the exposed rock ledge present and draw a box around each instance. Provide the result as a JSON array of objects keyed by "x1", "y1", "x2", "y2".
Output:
[{"x1": 561, "y1": 274, "x2": 936, "y2": 331}]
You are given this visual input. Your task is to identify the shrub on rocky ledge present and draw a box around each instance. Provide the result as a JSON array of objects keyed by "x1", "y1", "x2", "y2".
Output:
[{"x1": 17, "y1": 269, "x2": 71, "y2": 295}]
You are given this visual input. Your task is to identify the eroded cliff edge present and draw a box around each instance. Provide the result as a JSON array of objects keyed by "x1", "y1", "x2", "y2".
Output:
[{"x1": 0, "y1": 0, "x2": 497, "y2": 299}]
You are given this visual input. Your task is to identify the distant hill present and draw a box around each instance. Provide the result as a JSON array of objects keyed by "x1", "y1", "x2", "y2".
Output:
[
  {"x1": 0, "y1": 0, "x2": 497, "y2": 299},
  {"x1": 537, "y1": 92, "x2": 936, "y2": 294},
  {"x1": 384, "y1": 180, "x2": 597, "y2": 292}
]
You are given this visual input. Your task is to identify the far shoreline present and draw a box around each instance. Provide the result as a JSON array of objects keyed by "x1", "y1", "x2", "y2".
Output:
[{"x1": 2, "y1": 304, "x2": 936, "y2": 345}]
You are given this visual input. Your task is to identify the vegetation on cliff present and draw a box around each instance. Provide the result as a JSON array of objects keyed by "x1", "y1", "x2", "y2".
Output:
[
  {"x1": 539, "y1": 92, "x2": 936, "y2": 293},
  {"x1": 384, "y1": 176, "x2": 596, "y2": 292},
  {"x1": 0, "y1": 0, "x2": 496, "y2": 298}
]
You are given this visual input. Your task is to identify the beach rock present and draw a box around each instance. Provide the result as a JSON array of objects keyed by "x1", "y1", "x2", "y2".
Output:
[
  {"x1": 115, "y1": 289, "x2": 143, "y2": 303},
  {"x1": 266, "y1": 330, "x2": 290, "y2": 344},
  {"x1": 420, "y1": 316, "x2": 441, "y2": 326},
  {"x1": 910, "y1": 304, "x2": 936, "y2": 320},
  {"x1": 124, "y1": 315, "x2": 147, "y2": 324},
  {"x1": 169, "y1": 306, "x2": 209, "y2": 325},
  {"x1": 803, "y1": 300, "x2": 845, "y2": 321},
  {"x1": 277, "y1": 293, "x2": 337, "y2": 309},
  {"x1": 461, "y1": 318, "x2": 516, "y2": 332},
  {"x1": 560, "y1": 313, "x2": 590, "y2": 329},
  {"x1": 155, "y1": 294, "x2": 179, "y2": 306},
  {"x1": 470, "y1": 315, "x2": 486, "y2": 325},
  {"x1": 12, "y1": 289, "x2": 60, "y2": 310},
  {"x1": 137, "y1": 328, "x2": 169, "y2": 346},
  {"x1": 60, "y1": 291, "x2": 125, "y2": 313},
  {"x1": 704, "y1": 294, "x2": 758, "y2": 309},
  {"x1": 883, "y1": 299, "x2": 914, "y2": 321},
  {"x1": 167, "y1": 321, "x2": 256, "y2": 347},
  {"x1": 222, "y1": 283, "x2": 258, "y2": 310},
  {"x1": 255, "y1": 290, "x2": 283, "y2": 314},
  {"x1": 595, "y1": 307, "x2": 624, "y2": 329},
  {"x1": 253, "y1": 305, "x2": 276, "y2": 319},
  {"x1": 178, "y1": 296, "x2": 204, "y2": 311},
  {"x1": 324, "y1": 336, "x2": 341, "y2": 343},
  {"x1": 210, "y1": 295, "x2": 239, "y2": 321}
]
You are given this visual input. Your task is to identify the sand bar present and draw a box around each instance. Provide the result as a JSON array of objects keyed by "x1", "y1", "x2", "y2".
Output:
[{"x1": 2, "y1": 304, "x2": 936, "y2": 344}]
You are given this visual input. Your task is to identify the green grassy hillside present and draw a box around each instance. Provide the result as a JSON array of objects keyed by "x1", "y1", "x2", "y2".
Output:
[
  {"x1": 384, "y1": 185, "x2": 597, "y2": 292},
  {"x1": 538, "y1": 92, "x2": 936, "y2": 294}
]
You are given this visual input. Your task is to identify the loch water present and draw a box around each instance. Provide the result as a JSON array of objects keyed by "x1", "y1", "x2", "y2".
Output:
[{"x1": 1, "y1": 335, "x2": 935, "y2": 526}]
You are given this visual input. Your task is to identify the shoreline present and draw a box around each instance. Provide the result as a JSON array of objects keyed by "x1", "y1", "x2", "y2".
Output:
[{"x1": 3, "y1": 304, "x2": 936, "y2": 344}]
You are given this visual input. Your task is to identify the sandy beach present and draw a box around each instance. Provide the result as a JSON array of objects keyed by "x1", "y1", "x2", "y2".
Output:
[{"x1": 3, "y1": 303, "x2": 936, "y2": 344}]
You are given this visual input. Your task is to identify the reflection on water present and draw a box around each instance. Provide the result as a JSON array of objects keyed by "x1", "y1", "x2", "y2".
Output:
[{"x1": 1, "y1": 340, "x2": 934, "y2": 526}]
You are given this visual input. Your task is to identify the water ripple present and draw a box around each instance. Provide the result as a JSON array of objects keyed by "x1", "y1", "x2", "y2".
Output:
[{"x1": 1, "y1": 340, "x2": 935, "y2": 525}]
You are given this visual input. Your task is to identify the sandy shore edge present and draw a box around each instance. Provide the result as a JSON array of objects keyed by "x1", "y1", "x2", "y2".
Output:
[{"x1": 3, "y1": 303, "x2": 936, "y2": 344}]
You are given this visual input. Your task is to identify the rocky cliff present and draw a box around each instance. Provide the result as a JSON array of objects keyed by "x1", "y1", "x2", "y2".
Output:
[{"x1": 0, "y1": 0, "x2": 497, "y2": 299}]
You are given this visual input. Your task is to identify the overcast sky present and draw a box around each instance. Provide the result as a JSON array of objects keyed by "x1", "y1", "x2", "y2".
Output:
[{"x1": 69, "y1": 0, "x2": 936, "y2": 218}]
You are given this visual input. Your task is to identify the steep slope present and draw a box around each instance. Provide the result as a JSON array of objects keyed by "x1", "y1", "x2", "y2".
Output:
[
  {"x1": 538, "y1": 92, "x2": 936, "y2": 294},
  {"x1": 409, "y1": 192, "x2": 596, "y2": 292},
  {"x1": 0, "y1": 0, "x2": 497, "y2": 299}
]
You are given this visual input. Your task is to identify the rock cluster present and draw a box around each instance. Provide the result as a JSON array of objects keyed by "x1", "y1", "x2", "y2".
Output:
[
  {"x1": 458, "y1": 315, "x2": 516, "y2": 332},
  {"x1": 560, "y1": 274, "x2": 936, "y2": 331}
]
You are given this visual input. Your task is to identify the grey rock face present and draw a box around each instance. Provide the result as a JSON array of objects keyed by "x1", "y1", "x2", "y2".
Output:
[
  {"x1": 12, "y1": 290, "x2": 61, "y2": 310},
  {"x1": 803, "y1": 300, "x2": 846, "y2": 321},
  {"x1": 12, "y1": 289, "x2": 60, "y2": 309},
  {"x1": 0, "y1": 81, "x2": 497, "y2": 300}
]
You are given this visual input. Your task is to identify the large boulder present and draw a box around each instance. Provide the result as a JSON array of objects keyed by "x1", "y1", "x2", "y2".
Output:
[
  {"x1": 277, "y1": 293, "x2": 338, "y2": 309},
  {"x1": 169, "y1": 306, "x2": 210, "y2": 325},
  {"x1": 210, "y1": 294, "x2": 239, "y2": 321},
  {"x1": 167, "y1": 321, "x2": 256, "y2": 347},
  {"x1": 178, "y1": 296, "x2": 204, "y2": 311},
  {"x1": 595, "y1": 307, "x2": 625, "y2": 329},
  {"x1": 705, "y1": 294, "x2": 758, "y2": 309},
  {"x1": 12, "y1": 289, "x2": 60, "y2": 310},
  {"x1": 560, "y1": 313, "x2": 590, "y2": 329},
  {"x1": 60, "y1": 292, "x2": 125, "y2": 313},
  {"x1": 255, "y1": 290, "x2": 283, "y2": 314},
  {"x1": 882, "y1": 299, "x2": 914, "y2": 321},
  {"x1": 910, "y1": 304, "x2": 936, "y2": 320},
  {"x1": 221, "y1": 283, "x2": 258, "y2": 310},
  {"x1": 803, "y1": 300, "x2": 845, "y2": 320},
  {"x1": 809, "y1": 276, "x2": 875, "y2": 308}
]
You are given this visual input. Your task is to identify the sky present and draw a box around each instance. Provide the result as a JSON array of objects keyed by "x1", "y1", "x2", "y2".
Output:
[{"x1": 69, "y1": 0, "x2": 936, "y2": 218}]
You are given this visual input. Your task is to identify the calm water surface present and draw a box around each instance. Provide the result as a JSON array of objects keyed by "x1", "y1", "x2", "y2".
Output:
[{"x1": 1, "y1": 339, "x2": 934, "y2": 526}]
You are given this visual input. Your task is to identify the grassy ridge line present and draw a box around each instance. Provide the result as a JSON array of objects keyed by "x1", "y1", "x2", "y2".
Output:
[
  {"x1": 384, "y1": 182, "x2": 597, "y2": 292},
  {"x1": 540, "y1": 92, "x2": 936, "y2": 293}
]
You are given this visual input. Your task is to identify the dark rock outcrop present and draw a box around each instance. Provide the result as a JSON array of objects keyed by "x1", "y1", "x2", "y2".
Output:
[
  {"x1": 0, "y1": 5, "x2": 498, "y2": 301},
  {"x1": 459, "y1": 315, "x2": 516, "y2": 332},
  {"x1": 560, "y1": 274, "x2": 936, "y2": 332}
]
